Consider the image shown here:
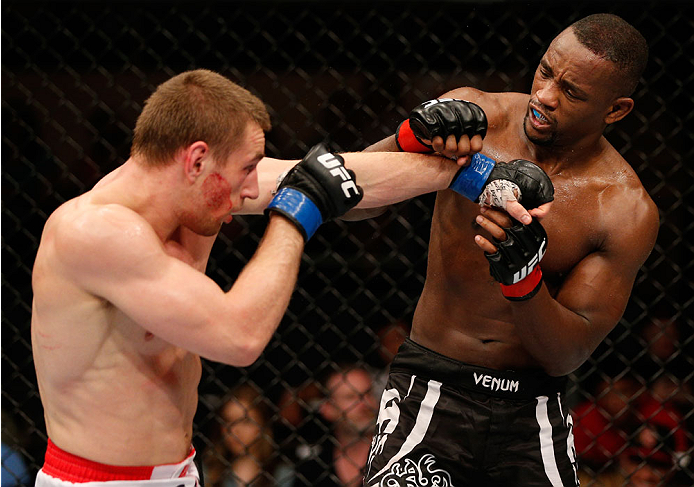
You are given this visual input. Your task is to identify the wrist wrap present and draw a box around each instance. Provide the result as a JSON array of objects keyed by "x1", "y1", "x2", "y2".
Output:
[
  {"x1": 449, "y1": 152, "x2": 496, "y2": 201},
  {"x1": 266, "y1": 188, "x2": 322, "y2": 241}
]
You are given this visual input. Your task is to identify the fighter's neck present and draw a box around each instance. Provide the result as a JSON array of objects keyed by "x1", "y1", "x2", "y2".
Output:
[
  {"x1": 521, "y1": 129, "x2": 607, "y2": 176},
  {"x1": 90, "y1": 158, "x2": 186, "y2": 242}
]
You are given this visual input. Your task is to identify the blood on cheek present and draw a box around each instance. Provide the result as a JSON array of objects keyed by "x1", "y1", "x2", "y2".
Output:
[{"x1": 202, "y1": 173, "x2": 233, "y2": 212}]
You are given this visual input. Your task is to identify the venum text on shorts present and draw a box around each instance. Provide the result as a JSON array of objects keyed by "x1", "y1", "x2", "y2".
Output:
[{"x1": 473, "y1": 372, "x2": 520, "y2": 392}]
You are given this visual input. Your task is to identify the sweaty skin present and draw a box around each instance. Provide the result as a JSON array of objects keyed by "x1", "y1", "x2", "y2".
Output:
[
  {"x1": 31, "y1": 122, "x2": 295, "y2": 465},
  {"x1": 368, "y1": 30, "x2": 659, "y2": 376}
]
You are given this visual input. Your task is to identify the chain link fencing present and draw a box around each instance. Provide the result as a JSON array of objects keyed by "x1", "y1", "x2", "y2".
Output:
[{"x1": 2, "y1": 1, "x2": 692, "y2": 486}]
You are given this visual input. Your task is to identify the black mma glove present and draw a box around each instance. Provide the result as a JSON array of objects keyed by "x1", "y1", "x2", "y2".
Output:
[
  {"x1": 449, "y1": 156, "x2": 554, "y2": 210},
  {"x1": 486, "y1": 219, "x2": 547, "y2": 301},
  {"x1": 266, "y1": 143, "x2": 364, "y2": 241},
  {"x1": 481, "y1": 159, "x2": 555, "y2": 209},
  {"x1": 394, "y1": 98, "x2": 554, "y2": 211},
  {"x1": 395, "y1": 98, "x2": 487, "y2": 153}
]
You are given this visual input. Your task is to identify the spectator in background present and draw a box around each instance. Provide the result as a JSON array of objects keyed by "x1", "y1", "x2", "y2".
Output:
[
  {"x1": 203, "y1": 384, "x2": 290, "y2": 487},
  {"x1": 579, "y1": 398, "x2": 690, "y2": 487},
  {"x1": 291, "y1": 365, "x2": 377, "y2": 487},
  {"x1": 1, "y1": 409, "x2": 32, "y2": 487},
  {"x1": 632, "y1": 316, "x2": 692, "y2": 417},
  {"x1": 574, "y1": 375, "x2": 642, "y2": 471}
]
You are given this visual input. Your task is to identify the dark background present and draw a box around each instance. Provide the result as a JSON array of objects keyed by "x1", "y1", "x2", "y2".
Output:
[{"x1": 2, "y1": 1, "x2": 692, "y2": 485}]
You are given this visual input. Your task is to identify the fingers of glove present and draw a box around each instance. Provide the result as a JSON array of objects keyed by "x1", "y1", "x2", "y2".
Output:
[
  {"x1": 475, "y1": 214, "x2": 508, "y2": 242},
  {"x1": 468, "y1": 102, "x2": 488, "y2": 138},
  {"x1": 430, "y1": 135, "x2": 445, "y2": 153},
  {"x1": 453, "y1": 103, "x2": 474, "y2": 139},
  {"x1": 454, "y1": 134, "x2": 472, "y2": 155},
  {"x1": 438, "y1": 104, "x2": 464, "y2": 139},
  {"x1": 505, "y1": 220, "x2": 546, "y2": 251},
  {"x1": 412, "y1": 99, "x2": 485, "y2": 140},
  {"x1": 509, "y1": 159, "x2": 555, "y2": 206},
  {"x1": 479, "y1": 206, "x2": 513, "y2": 229},
  {"x1": 474, "y1": 234, "x2": 498, "y2": 254}
]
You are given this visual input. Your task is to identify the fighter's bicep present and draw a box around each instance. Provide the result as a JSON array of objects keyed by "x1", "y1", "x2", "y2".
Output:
[
  {"x1": 104, "y1": 254, "x2": 226, "y2": 340},
  {"x1": 54, "y1": 208, "x2": 224, "y2": 337}
]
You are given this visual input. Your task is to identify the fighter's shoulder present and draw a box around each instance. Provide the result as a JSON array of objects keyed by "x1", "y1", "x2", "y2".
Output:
[
  {"x1": 440, "y1": 88, "x2": 525, "y2": 125},
  {"x1": 596, "y1": 151, "x2": 659, "y2": 252},
  {"x1": 50, "y1": 200, "x2": 159, "y2": 270}
]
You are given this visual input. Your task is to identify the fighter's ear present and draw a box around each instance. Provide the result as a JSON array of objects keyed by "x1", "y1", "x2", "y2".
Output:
[
  {"x1": 182, "y1": 141, "x2": 209, "y2": 183},
  {"x1": 604, "y1": 97, "x2": 634, "y2": 125}
]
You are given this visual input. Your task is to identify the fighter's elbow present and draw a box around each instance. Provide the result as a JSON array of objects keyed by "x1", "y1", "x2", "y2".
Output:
[
  {"x1": 232, "y1": 349, "x2": 261, "y2": 367},
  {"x1": 214, "y1": 342, "x2": 261, "y2": 367},
  {"x1": 229, "y1": 335, "x2": 267, "y2": 367}
]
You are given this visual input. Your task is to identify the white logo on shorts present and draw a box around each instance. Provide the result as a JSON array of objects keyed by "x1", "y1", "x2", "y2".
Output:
[
  {"x1": 377, "y1": 453, "x2": 454, "y2": 487},
  {"x1": 368, "y1": 387, "x2": 401, "y2": 468},
  {"x1": 473, "y1": 372, "x2": 520, "y2": 392}
]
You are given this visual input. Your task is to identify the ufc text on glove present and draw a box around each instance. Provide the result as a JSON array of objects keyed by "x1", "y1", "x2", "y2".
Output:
[
  {"x1": 266, "y1": 143, "x2": 364, "y2": 241},
  {"x1": 486, "y1": 219, "x2": 548, "y2": 301}
]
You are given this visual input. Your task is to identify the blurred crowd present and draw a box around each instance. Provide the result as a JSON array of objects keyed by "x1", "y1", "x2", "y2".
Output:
[{"x1": 3, "y1": 317, "x2": 691, "y2": 487}]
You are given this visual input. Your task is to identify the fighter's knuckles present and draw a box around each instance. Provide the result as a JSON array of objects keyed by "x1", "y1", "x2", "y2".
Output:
[
  {"x1": 485, "y1": 159, "x2": 554, "y2": 210},
  {"x1": 431, "y1": 136, "x2": 446, "y2": 153},
  {"x1": 411, "y1": 98, "x2": 487, "y2": 142}
]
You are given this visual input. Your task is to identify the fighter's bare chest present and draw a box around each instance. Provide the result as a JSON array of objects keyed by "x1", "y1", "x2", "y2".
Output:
[{"x1": 437, "y1": 174, "x2": 602, "y2": 281}]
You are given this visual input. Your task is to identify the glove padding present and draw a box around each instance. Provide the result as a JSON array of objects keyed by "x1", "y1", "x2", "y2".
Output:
[
  {"x1": 484, "y1": 159, "x2": 554, "y2": 209},
  {"x1": 266, "y1": 143, "x2": 364, "y2": 240},
  {"x1": 396, "y1": 98, "x2": 487, "y2": 152},
  {"x1": 486, "y1": 219, "x2": 547, "y2": 301}
]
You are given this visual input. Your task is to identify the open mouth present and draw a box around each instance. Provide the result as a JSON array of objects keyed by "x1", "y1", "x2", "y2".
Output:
[
  {"x1": 529, "y1": 105, "x2": 551, "y2": 130},
  {"x1": 532, "y1": 108, "x2": 548, "y2": 123}
]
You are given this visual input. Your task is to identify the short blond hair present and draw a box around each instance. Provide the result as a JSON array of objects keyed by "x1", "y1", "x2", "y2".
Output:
[{"x1": 131, "y1": 69, "x2": 271, "y2": 165}]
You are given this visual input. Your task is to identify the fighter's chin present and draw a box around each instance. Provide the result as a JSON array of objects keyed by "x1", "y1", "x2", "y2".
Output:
[{"x1": 523, "y1": 115, "x2": 556, "y2": 146}]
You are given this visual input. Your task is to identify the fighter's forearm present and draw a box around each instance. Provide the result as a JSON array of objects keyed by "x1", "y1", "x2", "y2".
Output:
[
  {"x1": 244, "y1": 152, "x2": 457, "y2": 214},
  {"x1": 223, "y1": 215, "x2": 304, "y2": 365},
  {"x1": 344, "y1": 152, "x2": 456, "y2": 208}
]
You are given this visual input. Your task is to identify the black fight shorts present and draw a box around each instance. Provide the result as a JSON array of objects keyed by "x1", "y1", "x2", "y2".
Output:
[{"x1": 364, "y1": 339, "x2": 580, "y2": 487}]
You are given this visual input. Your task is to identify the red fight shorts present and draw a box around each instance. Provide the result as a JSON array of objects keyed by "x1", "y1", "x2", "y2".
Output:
[{"x1": 36, "y1": 439, "x2": 200, "y2": 487}]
